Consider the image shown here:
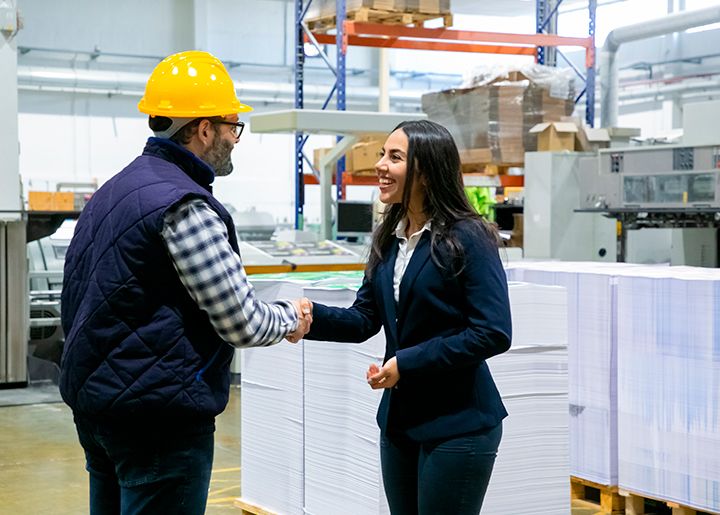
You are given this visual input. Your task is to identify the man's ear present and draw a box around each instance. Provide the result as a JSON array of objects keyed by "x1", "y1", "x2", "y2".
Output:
[{"x1": 197, "y1": 119, "x2": 214, "y2": 146}]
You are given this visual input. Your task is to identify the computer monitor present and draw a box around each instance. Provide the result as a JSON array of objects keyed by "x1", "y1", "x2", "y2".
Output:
[{"x1": 336, "y1": 200, "x2": 374, "y2": 238}]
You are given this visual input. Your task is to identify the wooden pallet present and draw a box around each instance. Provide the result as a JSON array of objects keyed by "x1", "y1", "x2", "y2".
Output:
[
  {"x1": 571, "y1": 476, "x2": 625, "y2": 515},
  {"x1": 233, "y1": 498, "x2": 278, "y2": 515},
  {"x1": 306, "y1": 7, "x2": 453, "y2": 33},
  {"x1": 619, "y1": 489, "x2": 718, "y2": 515},
  {"x1": 458, "y1": 148, "x2": 523, "y2": 175},
  {"x1": 460, "y1": 163, "x2": 523, "y2": 175}
]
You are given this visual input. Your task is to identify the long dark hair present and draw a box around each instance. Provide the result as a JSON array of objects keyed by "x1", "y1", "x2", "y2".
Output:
[{"x1": 367, "y1": 119, "x2": 497, "y2": 278}]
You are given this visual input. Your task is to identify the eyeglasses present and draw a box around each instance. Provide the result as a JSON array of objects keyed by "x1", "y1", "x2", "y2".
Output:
[{"x1": 213, "y1": 120, "x2": 245, "y2": 138}]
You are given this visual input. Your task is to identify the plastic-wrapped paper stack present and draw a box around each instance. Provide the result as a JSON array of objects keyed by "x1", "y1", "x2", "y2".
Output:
[
  {"x1": 483, "y1": 282, "x2": 569, "y2": 515},
  {"x1": 421, "y1": 65, "x2": 574, "y2": 164},
  {"x1": 504, "y1": 261, "x2": 636, "y2": 486},
  {"x1": 616, "y1": 267, "x2": 720, "y2": 514},
  {"x1": 240, "y1": 272, "x2": 572, "y2": 515},
  {"x1": 307, "y1": 0, "x2": 450, "y2": 18},
  {"x1": 507, "y1": 261, "x2": 720, "y2": 513}
]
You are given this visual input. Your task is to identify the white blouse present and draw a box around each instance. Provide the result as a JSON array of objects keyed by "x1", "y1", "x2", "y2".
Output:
[{"x1": 393, "y1": 218, "x2": 432, "y2": 304}]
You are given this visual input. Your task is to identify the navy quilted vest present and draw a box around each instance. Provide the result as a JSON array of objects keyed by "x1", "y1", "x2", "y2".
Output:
[{"x1": 60, "y1": 138, "x2": 237, "y2": 426}]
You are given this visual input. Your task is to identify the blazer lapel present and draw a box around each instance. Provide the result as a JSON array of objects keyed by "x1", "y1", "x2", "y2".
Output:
[
  {"x1": 379, "y1": 241, "x2": 399, "y2": 344},
  {"x1": 397, "y1": 231, "x2": 431, "y2": 321}
]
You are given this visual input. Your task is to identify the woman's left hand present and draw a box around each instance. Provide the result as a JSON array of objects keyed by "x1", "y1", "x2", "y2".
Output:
[{"x1": 367, "y1": 357, "x2": 400, "y2": 389}]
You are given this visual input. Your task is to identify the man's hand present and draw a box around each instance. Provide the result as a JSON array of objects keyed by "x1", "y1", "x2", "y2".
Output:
[
  {"x1": 366, "y1": 357, "x2": 399, "y2": 389},
  {"x1": 286, "y1": 297, "x2": 313, "y2": 343}
]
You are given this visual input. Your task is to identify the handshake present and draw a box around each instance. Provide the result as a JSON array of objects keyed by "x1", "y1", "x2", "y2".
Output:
[
  {"x1": 284, "y1": 297, "x2": 400, "y2": 389},
  {"x1": 286, "y1": 297, "x2": 313, "y2": 343}
]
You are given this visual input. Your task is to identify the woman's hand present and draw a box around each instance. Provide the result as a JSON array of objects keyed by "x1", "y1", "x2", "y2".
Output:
[{"x1": 366, "y1": 357, "x2": 399, "y2": 389}]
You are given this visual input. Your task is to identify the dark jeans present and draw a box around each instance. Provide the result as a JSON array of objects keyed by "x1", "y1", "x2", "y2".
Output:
[
  {"x1": 74, "y1": 419, "x2": 215, "y2": 515},
  {"x1": 380, "y1": 422, "x2": 502, "y2": 515}
]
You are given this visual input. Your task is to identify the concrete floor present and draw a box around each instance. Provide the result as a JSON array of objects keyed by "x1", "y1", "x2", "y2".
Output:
[
  {"x1": 0, "y1": 385, "x2": 596, "y2": 515},
  {"x1": 0, "y1": 386, "x2": 243, "y2": 515}
]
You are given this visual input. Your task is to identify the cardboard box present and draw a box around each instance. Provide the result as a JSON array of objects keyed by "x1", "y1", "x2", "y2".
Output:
[
  {"x1": 308, "y1": 0, "x2": 408, "y2": 18},
  {"x1": 350, "y1": 140, "x2": 383, "y2": 173},
  {"x1": 529, "y1": 122, "x2": 578, "y2": 152},
  {"x1": 459, "y1": 148, "x2": 493, "y2": 165},
  {"x1": 405, "y1": 0, "x2": 450, "y2": 13},
  {"x1": 509, "y1": 213, "x2": 524, "y2": 248},
  {"x1": 584, "y1": 128, "x2": 611, "y2": 150},
  {"x1": 28, "y1": 191, "x2": 75, "y2": 211},
  {"x1": 575, "y1": 126, "x2": 612, "y2": 151},
  {"x1": 422, "y1": 70, "x2": 574, "y2": 165}
]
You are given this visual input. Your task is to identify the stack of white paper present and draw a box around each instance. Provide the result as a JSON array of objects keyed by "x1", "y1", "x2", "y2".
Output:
[
  {"x1": 301, "y1": 286, "x2": 389, "y2": 515},
  {"x1": 484, "y1": 282, "x2": 570, "y2": 515},
  {"x1": 616, "y1": 267, "x2": 720, "y2": 513},
  {"x1": 240, "y1": 281, "x2": 305, "y2": 514},
  {"x1": 240, "y1": 272, "x2": 573, "y2": 514}
]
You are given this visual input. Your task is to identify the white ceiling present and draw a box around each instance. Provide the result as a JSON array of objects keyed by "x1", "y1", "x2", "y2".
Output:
[{"x1": 268, "y1": 0, "x2": 617, "y2": 17}]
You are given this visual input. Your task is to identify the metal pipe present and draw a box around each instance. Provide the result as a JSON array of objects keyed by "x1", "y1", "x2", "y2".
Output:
[
  {"x1": 378, "y1": 48, "x2": 390, "y2": 112},
  {"x1": 619, "y1": 78, "x2": 720, "y2": 101},
  {"x1": 16, "y1": 65, "x2": 426, "y2": 107},
  {"x1": 600, "y1": 5, "x2": 720, "y2": 127},
  {"x1": 15, "y1": 64, "x2": 720, "y2": 110}
]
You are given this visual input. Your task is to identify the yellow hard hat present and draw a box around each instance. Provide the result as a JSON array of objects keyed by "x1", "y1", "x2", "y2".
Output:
[{"x1": 138, "y1": 50, "x2": 252, "y2": 117}]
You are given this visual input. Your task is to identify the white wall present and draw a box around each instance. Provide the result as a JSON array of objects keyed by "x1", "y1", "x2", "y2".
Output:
[
  {"x1": 17, "y1": 0, "x2": 194, "y2": 54},
  {"x1": 13, "y1": 0, "x2": 720, "y2": 224},
  {"x1": 17, "y1": 105, "x2": 326, "y2": 224},
  {"x1": 15, "y1": 0, "x2": 387, "y2": 224}
]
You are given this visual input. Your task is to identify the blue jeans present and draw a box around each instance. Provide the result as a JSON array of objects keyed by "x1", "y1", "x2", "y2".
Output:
[
  {"x1": 74, "y1": 419, "x2": 214, "y2": 515},
  {"x1": 380, "y1": 423, "x2": 502, "y2": 515}
]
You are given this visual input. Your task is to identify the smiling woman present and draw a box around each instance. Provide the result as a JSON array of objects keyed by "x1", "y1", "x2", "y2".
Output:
[{"x1": 303, "y1": 119, "x2": 511, "y2": 514}]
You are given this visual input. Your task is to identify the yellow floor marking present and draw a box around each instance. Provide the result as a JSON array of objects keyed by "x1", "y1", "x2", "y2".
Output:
[
  {"x1": 207, "y1": 496, "x2": 240, "y2": 504},
  {"x1": 212, "y1": 467, "x2": 241, "y2": 473},
  {"x1": 208, "y1": 484, "x2": 241, "y2": 497}
]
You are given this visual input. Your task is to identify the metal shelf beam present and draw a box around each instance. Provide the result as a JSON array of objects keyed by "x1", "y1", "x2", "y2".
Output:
[
  {"x1": 250, "y1": 109, "x2": 425, "y2": 135},
  {"x1": 251, "y1": 109, "x2": 425, "y2": 239},
  {"x1": 312, "y1": 34, "x2": 538, "y2": 55},
  {"x1": 343, "y1": 22, "x2": 593, "y2": 49}
]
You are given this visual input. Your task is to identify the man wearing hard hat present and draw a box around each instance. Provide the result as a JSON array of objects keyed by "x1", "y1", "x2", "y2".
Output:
[{"x1": 59, "y1": 51, "x2": 311, "y2": 514}]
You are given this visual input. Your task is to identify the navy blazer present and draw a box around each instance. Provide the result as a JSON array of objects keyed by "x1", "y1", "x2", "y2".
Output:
[{"x1": 305, "y1": 220, "x2": 512, "y2": 443}]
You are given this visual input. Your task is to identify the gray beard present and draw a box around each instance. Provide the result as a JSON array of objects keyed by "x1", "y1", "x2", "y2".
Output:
[
  {"x1": 214, "y1": 160, "x2": 234, "y2": 177},
  {"x1": 203, "y1": 137, "x2": 235, "y2": 177}
]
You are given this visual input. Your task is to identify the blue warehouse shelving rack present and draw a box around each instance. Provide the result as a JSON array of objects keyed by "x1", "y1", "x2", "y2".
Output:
[{"x1": 291, "y1": 0, "x2": 597, "y2": 229}]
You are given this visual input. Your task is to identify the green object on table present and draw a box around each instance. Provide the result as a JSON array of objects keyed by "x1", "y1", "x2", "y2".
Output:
[{"x1": 465, "y1": 186, "x2": 496, "y2": 221}]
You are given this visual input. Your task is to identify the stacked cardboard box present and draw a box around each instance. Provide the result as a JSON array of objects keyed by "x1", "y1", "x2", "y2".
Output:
[
  {"x1": 313, "y1": 136, "x2": 383, "y2": 176},
  {"x1": 350, "y1": 140, "x2": 383, "y2": 175},
  {"x1": 307, "y1": 0, "x2": 450, "y2": 18},
  {"x1": 529, "y1": 117, "x2": 610, "y2": 152},
  {"x1": 404, "y1": 0, "x2": 450, "y2": 13},
  {"x1": 28, "y1": 191, "x2": 75, "y2": 211},
  {"x1": 308, "y1": 1, "x2": 402, "y2": 19},
  {"x1": 422, "y1": 66, "x2": 574, "y2": 165}
]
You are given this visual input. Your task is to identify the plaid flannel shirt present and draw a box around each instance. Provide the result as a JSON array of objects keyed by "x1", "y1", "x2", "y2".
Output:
[{"x1": 161, "y1": 198, "x2": 297, "y2": 348}]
